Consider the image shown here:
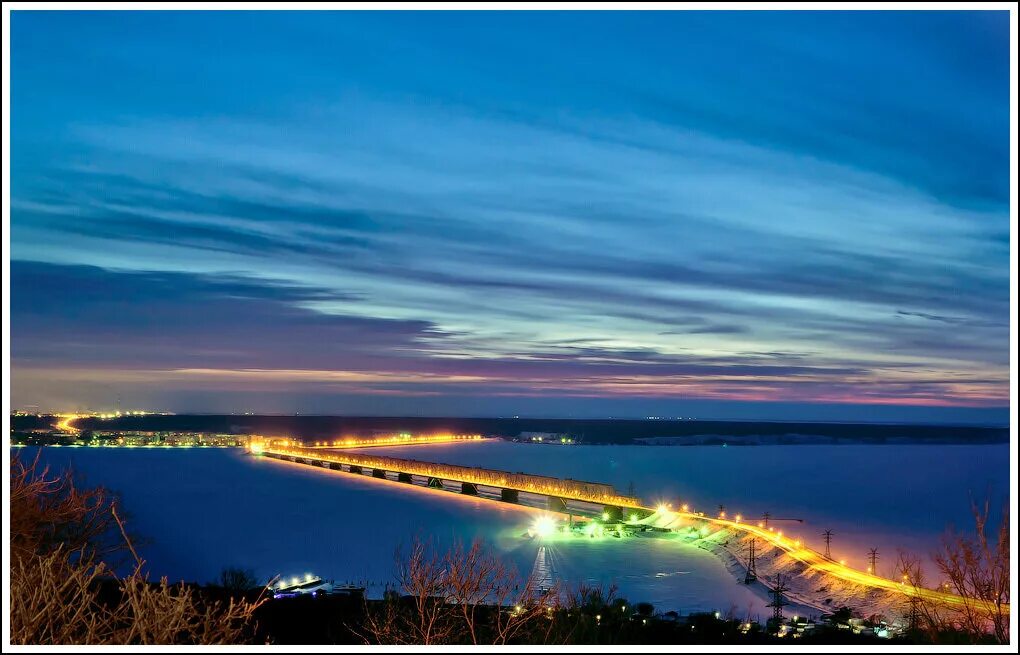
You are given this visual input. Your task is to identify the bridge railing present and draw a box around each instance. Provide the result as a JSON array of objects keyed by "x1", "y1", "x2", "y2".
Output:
[{"x1": 262, "y1": 445, "x2": 641, "y2": 508}]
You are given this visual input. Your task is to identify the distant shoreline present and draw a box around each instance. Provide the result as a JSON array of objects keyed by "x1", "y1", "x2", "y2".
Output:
[{"x1": 11, "y1": 413, "x2": 1008, "y2": 446}]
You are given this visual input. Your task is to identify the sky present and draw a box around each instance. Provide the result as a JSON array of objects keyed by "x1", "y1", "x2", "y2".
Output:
[{"x1": 8, "y1": 10, "x2": 1012, "y2": 422}]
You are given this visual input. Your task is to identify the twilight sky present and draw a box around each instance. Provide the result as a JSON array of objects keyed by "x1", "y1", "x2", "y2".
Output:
[{"x1": 9, "y1": 10, "x2": 1011, "y2": 421}]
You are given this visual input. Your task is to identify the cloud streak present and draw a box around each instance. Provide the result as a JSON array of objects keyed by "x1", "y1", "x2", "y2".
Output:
[{"x1": 9, "y1": 11, "x2": 1009, "y2": 419}]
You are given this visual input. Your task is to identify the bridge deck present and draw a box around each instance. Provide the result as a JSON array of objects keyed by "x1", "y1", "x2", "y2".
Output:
[{"x1": 260, "y1": 445, "x2": 641, "y2": 507}]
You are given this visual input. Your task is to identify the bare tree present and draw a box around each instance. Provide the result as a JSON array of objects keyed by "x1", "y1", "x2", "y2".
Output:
[
  {"x1": 9, "y1": 453, "x2": 265, "y2": 645},
  {"x1": 895, "y1": 497, "x2": 1010, "y2": 644},
  {"x1": 933, "y1": 498, "x2": 1009, "y2": 643},
  {"x1": 10, "y1": 450, "x2": 120, "y2": 565},
  {"x1": 360, "y1": 537, "x2": 558, "y2": 645}
]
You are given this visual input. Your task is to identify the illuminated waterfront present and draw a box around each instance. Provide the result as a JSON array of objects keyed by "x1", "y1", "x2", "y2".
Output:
[{"x1": 15, "y1": 439, "x2": 1007, "y2": 619}]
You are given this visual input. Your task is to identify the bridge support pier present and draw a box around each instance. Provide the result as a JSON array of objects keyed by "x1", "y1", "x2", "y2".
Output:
[
  {"x1": 427, "y1": 477, "x2": 443, "y2": 489},
  {"x1": 460, "y1": 482, "x2": 478, "y2": 495},
  {"x1": 372, "y1": 468, "x2": 387, "y2": 479},
  {"x1": 547, "y1": 496, "x2": 568, "y2": 513},
  {"x1": 500, "y1": 489, "x2": 519, "y2": 503},
  {"x1": 397, "y1": 472, "x2": 413, "y2": 484},
  {"x1": 348, "y1": 465, "x2": 362, "y2": 475}
]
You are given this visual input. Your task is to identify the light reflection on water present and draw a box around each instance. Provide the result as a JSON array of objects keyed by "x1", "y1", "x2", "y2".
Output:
[{"x1": 18, "y1": 441, "x2": 1007, "y2": 616}]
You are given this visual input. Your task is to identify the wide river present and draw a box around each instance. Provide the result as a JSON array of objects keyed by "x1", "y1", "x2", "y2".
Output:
[{"x1": 20, "y1": 441, "x2": 1008, "y2": 619}]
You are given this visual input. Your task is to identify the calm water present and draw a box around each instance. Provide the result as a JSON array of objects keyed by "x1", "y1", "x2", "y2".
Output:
[{"x1": 19, "y1": 441, "x2": 1009, "y2": 616}]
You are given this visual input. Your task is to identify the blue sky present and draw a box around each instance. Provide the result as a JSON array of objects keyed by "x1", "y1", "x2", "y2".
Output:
[{"x1": 9, "y1": 10, "x2": 1012, "y2": 421}]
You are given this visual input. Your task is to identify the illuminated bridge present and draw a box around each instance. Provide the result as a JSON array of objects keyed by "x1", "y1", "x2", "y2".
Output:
[
  {"x1": 253, "y1": 442, "x2": 642, "y2": 516},
  {"x1": 251, "y1": 440, "x2": 1007, "y2": 614}
]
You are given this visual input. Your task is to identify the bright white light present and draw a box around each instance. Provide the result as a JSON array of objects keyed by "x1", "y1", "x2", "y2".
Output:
[{"x1": 532, "y1": 516, "x2": 557, "y2": 538}]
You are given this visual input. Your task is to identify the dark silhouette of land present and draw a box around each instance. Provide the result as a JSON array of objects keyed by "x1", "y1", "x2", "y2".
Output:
[{"x1": 16, "y1": 414, "x2": 1007, "y2": 445}]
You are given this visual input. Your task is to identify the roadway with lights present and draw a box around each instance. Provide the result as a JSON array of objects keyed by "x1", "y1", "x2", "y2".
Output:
[{"x1": 250, "y1": 437, "x2": 1006, "y2": 615}]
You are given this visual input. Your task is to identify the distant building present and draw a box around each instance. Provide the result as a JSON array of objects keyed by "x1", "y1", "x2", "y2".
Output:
[{"x1": 518, "y1": 431, "x2": 575, "y2": 444}]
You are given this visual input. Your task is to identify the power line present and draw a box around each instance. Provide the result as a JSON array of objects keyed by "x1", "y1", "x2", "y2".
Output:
[
  {"x1": 744, "y1": 537, "x2": 758, "y2": 584},
  {"x1": 822, "y1": 529, "x2": 834, "y2": 559},
  {"x1": 766, "y1": 575, "x2": 790, "y2": 632}
]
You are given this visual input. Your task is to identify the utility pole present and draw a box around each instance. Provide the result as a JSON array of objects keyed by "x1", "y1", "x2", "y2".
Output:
[
  {"x1": 762, "y1": 512, "x2": 771, "y2": 528},
  {"x1": 744, "y1": 537, "x2": 758, "y2": 584},
  {"x1": 868, "y1": 548, "x2": 879, "y2": 575},
  {"x1": 822, "y1": 530, "x2": 834, "y2": 559},
  {"x1": 767, "y1": 575, "x2": 790, "y2": 634}
]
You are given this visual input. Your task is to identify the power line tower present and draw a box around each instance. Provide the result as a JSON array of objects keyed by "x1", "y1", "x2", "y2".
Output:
[
  {"x1": 766, "y1": 575, "x2": 790, "y2": 634},
  {"x1": 744, "y1": 537, "x2": 758, "y2": 584},
  {"x1": 868, "y1": 548, "x2": 879, "y2": 575},
  {"x1": 822, "y1": 530, "x2": 834, "y2": 559},
  {"x1": 762, "y1": 511, "x2": 771, "y2": 528}
]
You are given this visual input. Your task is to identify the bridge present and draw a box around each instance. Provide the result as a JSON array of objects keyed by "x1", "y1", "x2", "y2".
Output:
[
  {"x1": 251, "y1": 439, "x2": 1006, "y2": 615},
  {"x1": 253, "y1": 442, "x2": 642, "y2": 515}
]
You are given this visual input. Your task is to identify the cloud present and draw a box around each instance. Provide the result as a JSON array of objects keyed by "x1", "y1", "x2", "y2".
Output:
[{"x1": 11, "y1": 262, "x2": 1008, "y2": 412}]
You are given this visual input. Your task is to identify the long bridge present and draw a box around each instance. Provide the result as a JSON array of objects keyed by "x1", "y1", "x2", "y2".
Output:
[
  {"x1": 251, "y1": 439, "x2": 1006, "y2": 615},
  {"x1": 254, "y1": 441, "x2": 642, "y2": 515}
]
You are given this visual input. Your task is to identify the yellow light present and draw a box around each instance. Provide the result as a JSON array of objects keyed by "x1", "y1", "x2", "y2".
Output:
[
  {"x1": 840, "y1": 559, "x2": 847, "y2": 566},
  {"x1": 735, "y1": 514, "x2": 742, "y2": 522},
  {"x1": 656, "y1": 504, "x2": 667, "y2": 512},
  {"x1": 681, "y1": 504, "x2": 689, "y2": 512},
  {"x1": 250, "y1": 443, "x2": 264, "y2": 455}
]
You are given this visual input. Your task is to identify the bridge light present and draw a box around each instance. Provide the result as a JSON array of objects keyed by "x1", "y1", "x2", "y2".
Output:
[
  {"x1": 532, "y1": 516, "x2": 557, "y2": 538},
  {"x1": 657, "y1": 504, "x2": 667, "y2": 513},
  {"x1": 681, "y1": 504, "x2": 689, "y2": 512},
  {"x1": 602, "y1": 512, "x2": 610, "y2": 521}
]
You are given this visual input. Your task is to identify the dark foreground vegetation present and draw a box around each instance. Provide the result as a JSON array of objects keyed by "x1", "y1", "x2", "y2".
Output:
[{"x1": 9, "y1": 452, "x2": 1009, "y2": 645}]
